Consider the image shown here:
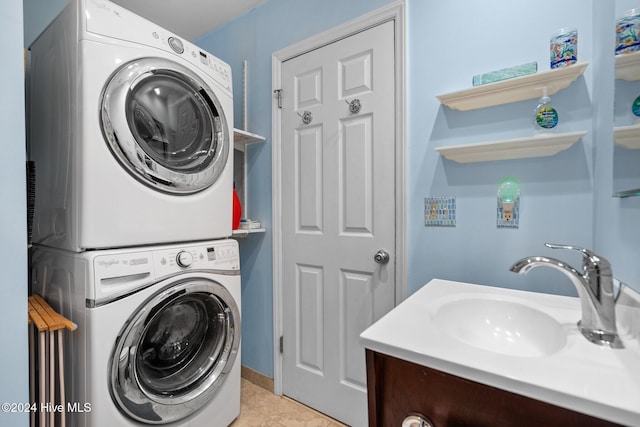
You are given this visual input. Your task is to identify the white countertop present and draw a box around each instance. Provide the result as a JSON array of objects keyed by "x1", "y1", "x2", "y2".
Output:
[{"x1": 360, "y1": 279, "x2": 640, "y2": 426}]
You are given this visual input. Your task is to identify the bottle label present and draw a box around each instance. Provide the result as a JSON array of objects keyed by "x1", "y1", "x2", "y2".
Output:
[
  {"x1": 536, "y1": 107, "x2": 558, "y2": 129},
  {"x1": 632, "y1": 96, "x2": 640, "y2": 117}
]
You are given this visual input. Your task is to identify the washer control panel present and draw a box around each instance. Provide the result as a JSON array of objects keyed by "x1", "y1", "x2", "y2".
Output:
[
  {"x1": 92, "y1": 240, "x2": 239, "y2": 300},
  {"x1": 153, "y1": 240, "x2": 239, "y2": 276}
]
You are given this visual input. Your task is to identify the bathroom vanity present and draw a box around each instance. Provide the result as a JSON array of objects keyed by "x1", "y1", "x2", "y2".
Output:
[
  {"x1": 360, "y1": 279, "x2": 640, "y2": 426},
  {"x1": 365, "y1": 350, "x2": 619, "y2": 426}
]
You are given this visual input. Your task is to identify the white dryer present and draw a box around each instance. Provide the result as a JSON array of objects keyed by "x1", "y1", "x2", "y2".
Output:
[
  {"x1": 28, "y1": 0, "x2": 234, "y2": 252},
  {"x1": 30, "y1": 239, "x2": 241, "y2": 427}
]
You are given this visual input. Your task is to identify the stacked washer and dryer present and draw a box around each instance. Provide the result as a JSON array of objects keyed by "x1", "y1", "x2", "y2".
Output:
[{"x1": 28, "y1": 0, "x2": 241, "y2": 426}]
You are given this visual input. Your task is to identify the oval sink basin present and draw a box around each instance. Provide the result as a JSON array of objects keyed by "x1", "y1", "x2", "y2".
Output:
[{"x1": 434, "y1": 297, "x2": 567, "y2": 357}]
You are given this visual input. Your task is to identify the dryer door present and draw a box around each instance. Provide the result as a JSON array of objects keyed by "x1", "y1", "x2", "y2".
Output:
[
  {"x1": 110, "y1": 278, "x2": 240, "y2": 424},
  {"x1": 101, "y1": 58, "x2": 229, "y2": 194}
]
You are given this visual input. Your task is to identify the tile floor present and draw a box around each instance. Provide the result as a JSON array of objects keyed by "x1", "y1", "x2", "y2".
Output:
[{"x1": 231, "y1": 379, "x2": 347, "y2": 427}]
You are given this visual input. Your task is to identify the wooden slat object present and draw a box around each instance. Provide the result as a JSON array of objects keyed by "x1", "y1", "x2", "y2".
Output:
[
  {"x1": 28, "y1": 300, "x2": 49, "y2": 332},
  {"x1": 28, "y1": 294, "x2": 77, "y2": 427},
  {"x1": 28, "y1": 295, "x2": 77, "y2": 332}
]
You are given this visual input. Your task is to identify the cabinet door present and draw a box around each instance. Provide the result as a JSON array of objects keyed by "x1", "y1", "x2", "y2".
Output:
[{"x1": 365, "y1": 351, "x2": 622, "y2": 427}]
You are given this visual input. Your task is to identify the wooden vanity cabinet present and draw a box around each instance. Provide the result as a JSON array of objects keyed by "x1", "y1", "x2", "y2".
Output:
[{"x1": 365, "y1": 350, "x2": 622, "y2": 427}]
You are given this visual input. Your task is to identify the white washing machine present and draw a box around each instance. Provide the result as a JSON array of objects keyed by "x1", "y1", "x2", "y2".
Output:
[
  {"x1": 30, "y1": 239, "x2": 241, "y2": 427},
  {"x1": 28, "y1": 0, "x2": 234, "y2": 252}
]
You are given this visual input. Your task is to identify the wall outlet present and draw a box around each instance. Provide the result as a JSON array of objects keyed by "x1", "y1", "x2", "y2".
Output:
[
  {"x1": 502, "y1": 202, "x2": 514, "y2": 221},
  {"x1": 497, "y1": 197, "x2": 519, "y2": 229}
]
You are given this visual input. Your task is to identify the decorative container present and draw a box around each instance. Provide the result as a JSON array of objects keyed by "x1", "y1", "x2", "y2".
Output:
[
  {"x1": 550, "y1": 28, "x2": 578, "y2": 69},
  {"x1": 616, "y1": 9, "x2": 640, "y2": 55}
]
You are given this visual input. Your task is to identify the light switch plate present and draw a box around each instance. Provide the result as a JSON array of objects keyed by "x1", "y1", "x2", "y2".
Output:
[{"x1": 425, "y1": 196, "x2": 456, "y2": 227}]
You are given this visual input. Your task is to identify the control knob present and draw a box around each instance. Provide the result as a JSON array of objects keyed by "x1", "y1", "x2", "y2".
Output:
[
  {"x1": 176, "y1": 250, "x2": 193, "y2": 268},
  {"x1": 168, "y1": 36, "x2": 184, "y2": 54}
]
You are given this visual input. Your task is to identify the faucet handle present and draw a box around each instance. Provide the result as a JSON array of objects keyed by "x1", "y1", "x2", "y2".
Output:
[
  {"x1": 545, "y1": 243, "x2": 612, "y2": 276},
  {"x1": 545, "y1": 242, "x2": 593, "y2": 256}
]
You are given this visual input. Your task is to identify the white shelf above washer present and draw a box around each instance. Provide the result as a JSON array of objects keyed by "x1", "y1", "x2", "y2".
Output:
[
  {"x1": 436, "y1": 62, "x2": 589, "y2": 111},
  {"x1": 232, "y1": 228, "x2": 266, "y2": 238},
  {"x1": 435, "y1": 131, "x2": 587, "y2": 163},
  {"x1": 614, "y1": 124, "x2": 640, "y2": 149},
  {"x1": 233, "y1": 128, "x2": 266, "y2": 152}
]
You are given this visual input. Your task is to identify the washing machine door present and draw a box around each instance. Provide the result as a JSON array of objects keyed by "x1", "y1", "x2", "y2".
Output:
[
  {"x1": 110, "y1": 278, "x2": 240, "y2": 424},
  {"x1": 101, "y1": 58, "x2": 229, "y2": 194}
]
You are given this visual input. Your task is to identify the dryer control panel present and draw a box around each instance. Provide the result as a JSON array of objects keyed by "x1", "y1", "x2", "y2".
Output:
[{"x1": 84, "y1": 0, "x2": 232, "y2": 92}]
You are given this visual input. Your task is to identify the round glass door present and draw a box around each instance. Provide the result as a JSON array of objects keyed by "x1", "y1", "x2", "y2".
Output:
[
  {"x1": 110, "y1": 278, "x2": 240, "y2": 424},
  {"x1": 101, "y1": 58, "x2": 229, "y2": 194}
]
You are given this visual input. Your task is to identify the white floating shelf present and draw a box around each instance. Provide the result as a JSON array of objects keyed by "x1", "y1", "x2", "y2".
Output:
[
  {"x1": 435, "y1": 131, "x2": 587, "y2": 163},
  {"x1": 615, "y1": 51, "x2": 640, "y2": 81},
  {"x1": 232, "y1": 228, "x2": 266, "y2": 238},
  {"x1": 233, "y1": 128, "x2": 266, "y2": 152},
  {"x1": 437, "y1": 62, "x2": 589, "y2": 111},
  {"x1": 614, "y1": 124, "x2": 640, "y2": 149}
]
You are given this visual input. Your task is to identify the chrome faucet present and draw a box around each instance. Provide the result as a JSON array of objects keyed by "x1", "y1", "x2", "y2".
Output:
[{"x1": 510, "y1": 243, "x2": 623, "y2": 349}]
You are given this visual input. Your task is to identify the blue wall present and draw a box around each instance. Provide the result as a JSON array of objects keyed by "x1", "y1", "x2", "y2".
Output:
[
  {"x1": 408, "y1": 0, "x2": 595, "y2": 296},
  {"x1": 1, "y1": 1, "x2": 29, "y2": 425},
  {"x1": 198, "y1": 0, "x2": 640, "y2": 379}
]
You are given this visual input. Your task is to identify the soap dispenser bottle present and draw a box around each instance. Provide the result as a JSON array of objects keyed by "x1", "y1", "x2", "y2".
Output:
[
  {"x1": 533, "y1": 89, "x2": 558, "y2": 134},
  {"x1": 632, "y1": 93, "x2": 640, "y2": 124}
]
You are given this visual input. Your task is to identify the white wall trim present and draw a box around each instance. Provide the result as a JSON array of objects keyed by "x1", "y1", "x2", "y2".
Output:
[{"x1": 271, "y1": 0, "x2": 406, "y2": 396}]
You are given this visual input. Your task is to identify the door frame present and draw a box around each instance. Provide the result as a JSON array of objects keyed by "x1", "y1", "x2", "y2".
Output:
[{"x1": 271, "y1": 1, "x2": 406, "y2": 395}]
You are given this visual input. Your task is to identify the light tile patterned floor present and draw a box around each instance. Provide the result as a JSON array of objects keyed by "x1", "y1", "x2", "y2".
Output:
[{"x1": 231, "y1": 379, "x2": 347, "y2": 427}]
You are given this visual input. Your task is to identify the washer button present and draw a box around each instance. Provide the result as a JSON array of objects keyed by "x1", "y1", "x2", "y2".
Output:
[{"x1": 168, "y1": 36, "x2": 184, "y2": 54}]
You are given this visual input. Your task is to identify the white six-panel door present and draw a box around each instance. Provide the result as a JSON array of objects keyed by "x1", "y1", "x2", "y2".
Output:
[{"x1": 280, "y1": 20, "x2": 396, "y2": 427}]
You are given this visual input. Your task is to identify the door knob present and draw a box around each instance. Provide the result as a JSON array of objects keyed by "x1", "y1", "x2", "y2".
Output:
[{"x1": 374, "y1": 249, "x2": 390, "y2": 265}]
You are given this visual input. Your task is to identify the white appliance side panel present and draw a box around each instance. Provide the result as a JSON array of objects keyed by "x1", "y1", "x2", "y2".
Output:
[{"x1": 29, "y1": 2, "x2": 81, "y2": 250}]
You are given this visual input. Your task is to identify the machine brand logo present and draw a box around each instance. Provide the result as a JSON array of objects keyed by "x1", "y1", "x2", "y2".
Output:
[{"x1": 97, "y1": 259, "x2": 120, "y2": 268}]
